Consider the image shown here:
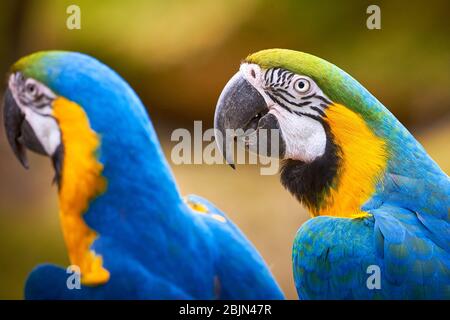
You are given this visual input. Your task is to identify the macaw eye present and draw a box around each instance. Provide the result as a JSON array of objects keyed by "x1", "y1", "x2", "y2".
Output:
[
  {"x1": 294, "y1": 78, "x2": 311, "y2": 94},
  {"x1": 25, "y1": 82, "x2": 38, "y2": 97}
]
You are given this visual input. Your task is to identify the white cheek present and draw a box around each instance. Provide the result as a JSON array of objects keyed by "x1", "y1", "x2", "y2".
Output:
[
  {"x1": 269, "y1": 106, "x2": 326, "y2": 162},
  {"x1": 24, "y1": 108, "x2": 61, "y2": 155}
]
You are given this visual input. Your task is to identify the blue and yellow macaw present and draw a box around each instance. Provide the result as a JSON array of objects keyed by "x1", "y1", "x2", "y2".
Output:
[
  {"x1": 2, "y1": 51, "x2": 284, "y2": 300},
  {"x1": 214, "y1": 49, "x2": 450, "y2": 299}
]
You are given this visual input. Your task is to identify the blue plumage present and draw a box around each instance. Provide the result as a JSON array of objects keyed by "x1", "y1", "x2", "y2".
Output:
[
  {"x1": 294, "y1": 205, "x2": 449, "y2": 299},
  {"x1": 16, "y1": 52, "x2": 283, "y2": 299}
]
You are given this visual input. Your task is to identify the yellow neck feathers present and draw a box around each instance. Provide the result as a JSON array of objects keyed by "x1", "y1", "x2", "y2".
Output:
[
  {"x1": 318, "y1": 103, "x2": 387, "y2": 218},
  {"x1": 52, "y1": 97, "x2": 109, "y2": 285}
]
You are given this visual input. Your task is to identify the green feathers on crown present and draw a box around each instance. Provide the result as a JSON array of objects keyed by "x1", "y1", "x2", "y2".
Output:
[{"x1": 246, "y1": 49, "x2": 388, "y2": 125}]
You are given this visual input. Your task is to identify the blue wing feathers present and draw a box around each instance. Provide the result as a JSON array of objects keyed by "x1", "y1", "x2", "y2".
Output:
[
  {"x1": 184, "y1": 194, "x2": 284, "y2": 299},
  {"x1": 293, "y1": 205, "x2": 450, "y2": 299}
]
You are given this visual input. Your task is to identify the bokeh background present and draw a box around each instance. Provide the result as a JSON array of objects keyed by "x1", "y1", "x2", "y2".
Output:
[{"x1": 0, "y1": 0, "x2": 449, "y2": 299}]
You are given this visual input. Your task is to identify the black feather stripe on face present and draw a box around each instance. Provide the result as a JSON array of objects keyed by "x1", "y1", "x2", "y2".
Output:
[
  {"x1": 261, "y1": 68, "x2": 331, "y2": 119},
  {"x1": 52, "y1": 144, "x2": 64, "y2": 188},
  {"x1": 280, "y1": 120, "x2": 341, "y2": 213}
]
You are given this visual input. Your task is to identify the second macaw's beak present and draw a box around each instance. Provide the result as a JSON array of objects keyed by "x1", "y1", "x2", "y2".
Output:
[
  {"x1": 214, "y1": 71, "x2": 285, "y2": 168},
  {"x1": 3, "y1": 87, "x2": 47, "y2": 169}
]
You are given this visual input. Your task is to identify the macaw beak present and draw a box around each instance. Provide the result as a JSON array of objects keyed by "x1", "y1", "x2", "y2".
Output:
[
  {"x1": 214, "y1": 71, "x2": 285, "y2": 168},
  {"x1": 3, "y1": 86, "x2": 48, "y2": 169}
]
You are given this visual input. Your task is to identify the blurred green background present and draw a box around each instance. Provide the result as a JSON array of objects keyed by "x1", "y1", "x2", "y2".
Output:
[{"x1": 0, "y1": 0, "x2": 449, "y2": 299}]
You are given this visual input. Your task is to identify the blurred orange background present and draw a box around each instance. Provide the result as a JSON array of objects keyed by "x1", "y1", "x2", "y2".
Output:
[{"x1": 0, "y1": 0, "x2": 449, "y2": 299}]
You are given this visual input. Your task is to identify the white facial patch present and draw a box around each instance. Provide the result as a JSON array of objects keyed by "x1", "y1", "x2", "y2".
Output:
[
  {"x1": 240, "y1": 63, "x2": 328, "y2": 162},
  {"x1": 269, "y1": 105, "x2": 326, "y2": 162},
  {"x1": 9, "y1": 74, "x2": 61, "y2": 156},
  {"x1": 22, "y1": 108, "x2": 61, "y2": 155}
]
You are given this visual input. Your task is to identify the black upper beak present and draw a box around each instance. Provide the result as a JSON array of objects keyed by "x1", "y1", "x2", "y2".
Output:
[
  {"x1": 3, "y1": 88, "x2": 29, "y2": 168},
  {"x1": 214, "y1": 72, "x2": 285, "y2": 168},
  {"x1": 3, "y1": 87, "x2": 48, "y2": 169},
  {"x1": 214, "y1": 72, "x2": 268, "y2": 168}
]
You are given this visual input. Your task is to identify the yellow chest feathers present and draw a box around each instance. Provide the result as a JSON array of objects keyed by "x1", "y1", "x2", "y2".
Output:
[
  {"x1": 315, "y1": 103, "x2": 388, "y2": 218},
  {"x1": 52, "y1": 97, "x2": 109, "y2": 285}
]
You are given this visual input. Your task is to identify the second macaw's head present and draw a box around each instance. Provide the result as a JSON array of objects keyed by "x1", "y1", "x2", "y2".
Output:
[
  {"x1": 3, "y1": 51, "x2": 172, "y2": 186},
  {"x1": 215, "y1": 49, "x2": 398, "y2": 218}
]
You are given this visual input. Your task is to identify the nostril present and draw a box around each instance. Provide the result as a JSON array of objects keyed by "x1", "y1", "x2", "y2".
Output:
[{"x1": 250, "y1": 68, "x2": 256, "y2": 79}]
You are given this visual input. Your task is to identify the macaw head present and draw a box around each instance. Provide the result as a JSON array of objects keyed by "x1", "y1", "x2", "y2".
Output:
[
  {"x1": 3, "y1": 51, "x2": 172, "y2": 188},
  {"x1": 214, "y1": 49, "x2": 439, "y2": 217}
]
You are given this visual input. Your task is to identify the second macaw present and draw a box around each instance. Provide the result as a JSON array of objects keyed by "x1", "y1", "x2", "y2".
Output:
[
  {"x1": 2, "y1": 51, "x2": 284, "y2": 299},
  {"x1": 214, "y1": 49, "x2": 450, "y2": 299}
]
